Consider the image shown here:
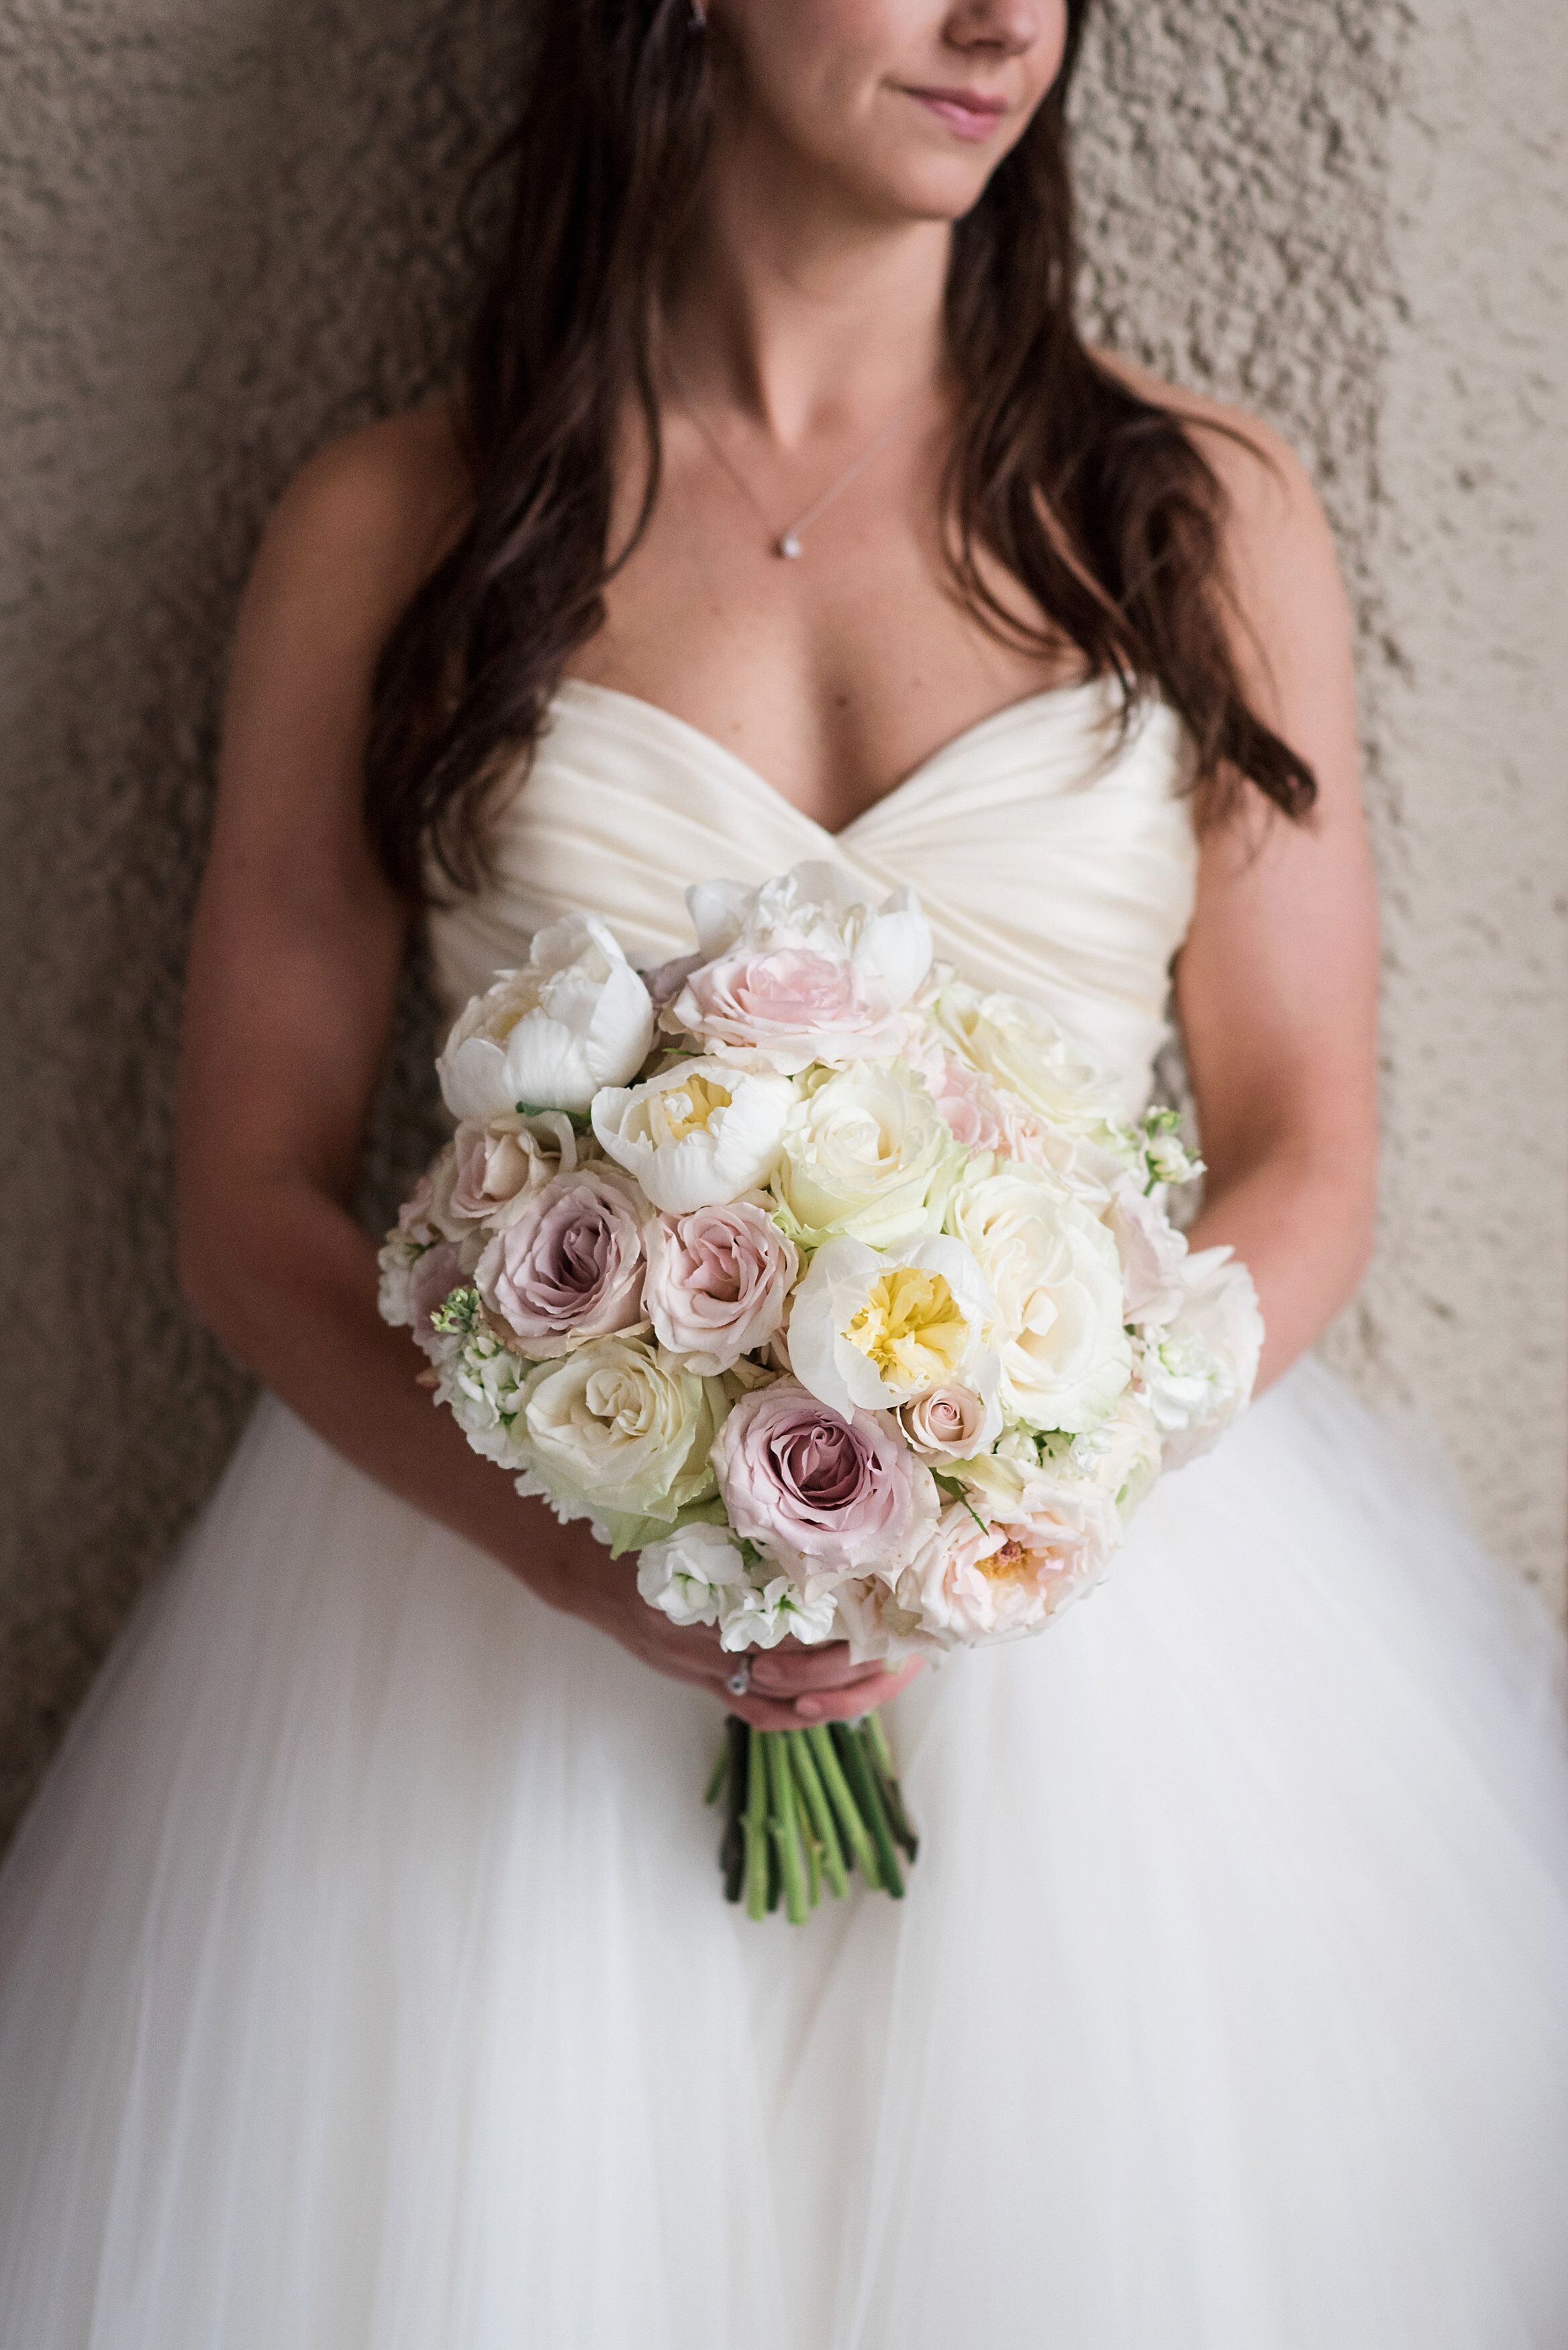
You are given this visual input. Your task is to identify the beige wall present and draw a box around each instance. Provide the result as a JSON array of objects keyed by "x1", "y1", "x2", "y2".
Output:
[{"x1": 1, "y1": 1, "x2": 1563, "y2": 1850}]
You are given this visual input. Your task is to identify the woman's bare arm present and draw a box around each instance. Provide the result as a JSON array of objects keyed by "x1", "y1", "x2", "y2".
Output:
[
  {"x1": 1174, "y1": 418, "x2": 1381, "y2": 1389},
  {"x1": 177, "y1": 413, "x2": 913, "y2": 1730}
]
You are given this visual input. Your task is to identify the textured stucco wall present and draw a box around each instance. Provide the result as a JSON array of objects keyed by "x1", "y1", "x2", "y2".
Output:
[{"x1": 1, "y1": 0, "x2": 1564, "y2": 1851}]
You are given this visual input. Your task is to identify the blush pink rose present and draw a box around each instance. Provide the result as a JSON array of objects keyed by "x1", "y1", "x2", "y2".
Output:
[
  {"x1": 644, "y1": 1201, "x2": 798, "y2": 1376},
  {"x1": 669, "y1": 948, "x2": 905, "y2": 1073},
  {"x1": 449, "y1": 1112, "x2": 580, "y2": 1227},
  {"x1": 712, "y1": 1378, "x2": 936, "y2": 1587},
  {"x1": 925, "y1": 1055, "x2": 1009, "y2": 1152},
  {"x1": 475, "y1": 1168, "x2": 646, "y2": 1358}
]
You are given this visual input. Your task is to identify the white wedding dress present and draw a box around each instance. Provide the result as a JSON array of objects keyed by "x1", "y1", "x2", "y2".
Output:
[{"x1": 3, "y1": 675, "x2": 1567, "y2": 2349}]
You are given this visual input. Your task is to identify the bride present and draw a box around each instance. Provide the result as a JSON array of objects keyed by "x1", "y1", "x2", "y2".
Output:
[{"x1": 3, "y1": 1, "x2": 1567, "y2": 2343}]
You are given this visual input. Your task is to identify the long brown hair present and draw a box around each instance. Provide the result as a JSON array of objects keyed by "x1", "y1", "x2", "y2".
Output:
[{"x1": 366, "y1": 0, "x2": 1316, "y2": 900}]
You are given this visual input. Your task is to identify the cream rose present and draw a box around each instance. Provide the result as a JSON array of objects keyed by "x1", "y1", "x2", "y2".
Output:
[
  {"x1": 946, "y1": 1162, "x2": 1132, "y2": 1433},
  {"x1": 436, "y1": 914, "x2": 654, "y2": 1121},
  {"x1": 932, "y1": 978, "x2": 1114, "y2": 1137},
  {"x1": 769, "y1": 1062, "x2": 963, "y2": 1248},
  {"x1": 450, "y1": 1110, "x2": 583, "y2": 1230},
  {"x1": 514, "y1": 1335, "x2": 727, "y2": 1551},
  {"x1": 788, "y1": 1233, "x2": 997, "y2": 1418}
]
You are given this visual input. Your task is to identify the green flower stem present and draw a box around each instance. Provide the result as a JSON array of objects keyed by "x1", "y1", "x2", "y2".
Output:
[
  {"x1": 803, "y1": 1819, "x2": 823, "y2": 1909},
  {"x1": 789, "y1": 1734, "x2": 850, "y2": 1900},
  {"x1": 805, "y1": 1725, "x2": 882, "y2": 1891},
  {"x1": 743, "y1": 1727, "x2": 770, "y2": 1922},
  {"x1": 721, "y1": 1715, "x2": 748, "y2": 1904},
  {"x1": 764, "y1": 1733, "x2": 810, "y2": 1927},
  {"x1": 703, "y1": 1745, "x2": 729, "y2": 1808},
  {"x1": 864, "y1": 1715, "x2": 919, "y2": 1861},
  {"x1": 832, "y1": 1721, "x2": 904, "y2": 1899}
]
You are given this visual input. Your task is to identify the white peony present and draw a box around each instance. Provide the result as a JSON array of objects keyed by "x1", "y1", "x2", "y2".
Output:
[
  {"x1": 788, "y1": 1234, "x2": 998, "y2": 1418},
  {"x1": 1136, "y1": 1245, "x2": 1264, "y2": 1467},
  {"x1": 591, "y1": 1058, "x2": 795, "y2": 1212},
  {"x1": 437, "y1": 915, "x2": 654, "y2": 1121},
  {"x1": 946, "y1": 1162, "x2": 1132, "y2": 1433},
  {"x1": 769, "y1": 1061, "x2": 964, "y2": 1247},
  {"x1": 513, "y1": 1335, "x2": 728, "y2": 1551},
  {"x1": 665, "y1": 861, "x2": 933, "y2": 1074}
]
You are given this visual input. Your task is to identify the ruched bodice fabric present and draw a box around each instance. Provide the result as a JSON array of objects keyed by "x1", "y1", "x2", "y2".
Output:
[{"x1": 426, "y1": 675, "x2": 1201, "y2": 1116}]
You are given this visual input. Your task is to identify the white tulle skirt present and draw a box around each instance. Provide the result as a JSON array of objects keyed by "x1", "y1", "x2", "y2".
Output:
[{"x1": 1, "y1": 1355, "x2": 1567, "y2": 2349}]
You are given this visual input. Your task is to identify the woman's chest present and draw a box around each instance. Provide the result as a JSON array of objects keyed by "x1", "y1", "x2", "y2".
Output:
[{"x1": 571, "y1": 435, "x2": 1083, "y2": 835}]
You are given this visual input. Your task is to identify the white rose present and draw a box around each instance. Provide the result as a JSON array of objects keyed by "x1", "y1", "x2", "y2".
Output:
[
  {"x1": 436, "y1": 914, "x2": 654, "y2": 1121},
  {"x1": 770, "y1": 1061, "x2": 964, "y2": 1247},
  {"x1": 1136, "y1": 1245, "x2": 1263, "y2": 1467},
  {"x1": 788, "y1": 1233, "x2": 998, "y2": 1418},
  {"x1": 946, "y1": 1162, "x2": 1132, "y2": 1433},
  {"x1": 514, "y1": 1335, "x2": 727, "y2": 1550},
  {"x1": 591, "y1": 1058, "x2": 794, "y2": 1212},
  {"x1": 933, "y1": 979, "x2": 1116, "y2": 1137}
]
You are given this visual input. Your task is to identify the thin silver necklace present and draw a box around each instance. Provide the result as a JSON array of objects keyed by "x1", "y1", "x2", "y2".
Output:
[{"x1": 669, "y1": 377, "x2": 920, "y2": 560}]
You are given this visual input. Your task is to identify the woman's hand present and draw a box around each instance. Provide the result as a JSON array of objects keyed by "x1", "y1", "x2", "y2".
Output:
[{"x1": 535, "y1": 1513, "x2": 922, "y2": 1732}]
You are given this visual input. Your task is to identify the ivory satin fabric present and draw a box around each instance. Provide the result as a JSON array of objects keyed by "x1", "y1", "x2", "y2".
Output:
[{"x1": 2, "y1": 679, "x2": 1567, "y2": 2349}]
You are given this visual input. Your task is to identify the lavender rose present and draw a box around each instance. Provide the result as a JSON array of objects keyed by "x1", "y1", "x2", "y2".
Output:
[
  {"x1": 475, "y1": 1167, "x2": 647, "y2": 1358},
  {"x1": 643, "y1": 1201, "x2": 798, "y2": 1375},
  {"x1": 712, "y1": 1377, "x2": 936, "y2": 1589}
]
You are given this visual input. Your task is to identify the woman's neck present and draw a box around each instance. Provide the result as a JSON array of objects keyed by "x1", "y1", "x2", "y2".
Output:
[{"x1": 661, "y1": 124, "x2": 952, "y2": 446}]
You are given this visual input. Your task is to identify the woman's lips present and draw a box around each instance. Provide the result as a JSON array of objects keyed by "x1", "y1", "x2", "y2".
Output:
[{"x1": 902, "y1": 85, "x2": 1008, "y2": 142}]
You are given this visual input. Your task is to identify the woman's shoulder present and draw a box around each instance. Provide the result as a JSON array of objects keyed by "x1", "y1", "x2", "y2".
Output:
[
  {"x1": 256, "y1": 395, "x2": 474, "y2": 632},
  {"x1": 1087, "y1": 342, "x2": 1327, "y2": 549},
  {"x1": 1087, "y1": 342, "x2": 1349, "y2": 722}
]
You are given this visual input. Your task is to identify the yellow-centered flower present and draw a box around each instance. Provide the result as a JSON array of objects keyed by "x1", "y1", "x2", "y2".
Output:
[
  {"x1": 846, "y1": 1268, "x2": 970, "y2": 1395},
  {"x1": 662, "y1": 1072, "x2": 734, "y2": 1140}
]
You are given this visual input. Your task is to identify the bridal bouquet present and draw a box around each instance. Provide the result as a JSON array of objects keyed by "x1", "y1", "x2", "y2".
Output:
[{"x1": 380, "y1": 861, "x2": 1261, "y2": 1922}]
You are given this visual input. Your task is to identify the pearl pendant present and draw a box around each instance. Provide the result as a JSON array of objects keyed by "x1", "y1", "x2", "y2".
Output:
[{"x1": 776, "y1": 530, "x2": 803, "y2": 559}]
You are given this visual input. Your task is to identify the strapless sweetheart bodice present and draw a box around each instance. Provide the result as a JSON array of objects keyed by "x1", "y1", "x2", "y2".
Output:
[{"x1": 425, "y1": 673, "x2": 1201, "y2": 1115}]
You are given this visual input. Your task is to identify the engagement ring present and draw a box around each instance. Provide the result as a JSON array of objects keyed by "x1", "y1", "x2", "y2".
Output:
[{"x1": 726, "y1": 1660, "x2": 752, "y2": 1697}]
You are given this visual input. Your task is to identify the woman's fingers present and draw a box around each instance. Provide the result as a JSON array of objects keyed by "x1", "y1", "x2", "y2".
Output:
[
  {"x1": 746, "y1": 1642, "x2": 882, "y2": 1696},
  {"x1": 791, "y1": 1656, "x2": 923, "y2": 1721}
]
